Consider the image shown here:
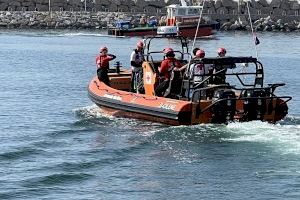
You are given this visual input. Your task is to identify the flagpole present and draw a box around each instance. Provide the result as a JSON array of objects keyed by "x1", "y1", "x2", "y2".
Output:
[{"x1": 246, "y1": 1, "x2": 259, "y2": 59}]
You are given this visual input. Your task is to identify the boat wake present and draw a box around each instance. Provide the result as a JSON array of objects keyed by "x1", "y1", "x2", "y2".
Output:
[
  {"x1": 225, "y1": 116, "x2": 300, "y2": 155},
  {"x1": 73, "y1": 105, "x2": 166, "y2": 131},
  {"x1": 0, "y1": 30, "x2": 115, "y2": 38},
  {"x1": 75, "y1": 105, "x2": 300, "y2": 158}
]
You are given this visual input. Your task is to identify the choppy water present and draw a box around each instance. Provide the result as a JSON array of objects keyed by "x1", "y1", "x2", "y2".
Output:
[{"x1": 0, "y1": 29, "x2": 300, "y2": 199}]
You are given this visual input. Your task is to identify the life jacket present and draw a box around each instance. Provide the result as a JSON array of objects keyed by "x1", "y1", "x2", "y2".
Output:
[
  {"x1": 160, "y1": 58, "x2": 181, "y2": 80},
  {"x1": 96, "y1": 55, "x2": 111, "y2": 70}
]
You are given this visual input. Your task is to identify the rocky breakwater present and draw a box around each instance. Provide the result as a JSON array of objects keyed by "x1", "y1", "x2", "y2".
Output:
[
  {"x1": 0, "y1": 11, "x2": 145, "y2": 29},
  {"x1": 220, "y1": 16, "x2": 300, "y2": 31},
  {"x1": 216, "y1": 0, "x2": 300, "y2": 31}
]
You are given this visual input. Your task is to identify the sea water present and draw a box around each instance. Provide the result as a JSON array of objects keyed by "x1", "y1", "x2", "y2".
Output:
[{"x1": 0, "y1": 29, "x2": 300, "y2": 199}]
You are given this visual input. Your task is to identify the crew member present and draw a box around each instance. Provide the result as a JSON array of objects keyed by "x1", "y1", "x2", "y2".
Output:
[
  {"x1": 174, "y1": 47, "x2": 200, "y2": 72},
  {"x1": 130, "y1": 40, "x2": 144, "y2": 93},
  {"x1": 155, "y1": 48, "x2": 182, "y2": 97},
  {"x1": 188, "y1": 49, "x2": 213, "y2": 82},
  {"x1": 139, "y1": 16, "x2": 147, "y2": 27},
  {"x1": 213, "y1": 47, "x2": 227, "y2": 84},
  {"x1": 186, "y1": 49, "x2": 213, "y2": 98},
  {"x1": 95, "y1": 46, "x2": 116, "y2": 86}
]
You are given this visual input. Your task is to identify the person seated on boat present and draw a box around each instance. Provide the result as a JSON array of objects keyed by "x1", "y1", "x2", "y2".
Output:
[
  {"x1": 95, "y1": 46, "x2": 116, "y2": 86},
  {"x1": 213, "y1": 47, "x2": 227, "y2": 84},
  {"x1": 148, "y1": 16, "x2": 158, "y2": 27},
  {"x1": 139, "y1": 16, "x2": 147, "y2": 27},
  {"x1": 155, "y1": 48, "x2": 182, "y2": 97},
  {"x1": 185, "y1": 49, "x2": 213, "y2": 99},
  {"x1": 130, "y1": 40, "x2": 145, "y2": 93}
]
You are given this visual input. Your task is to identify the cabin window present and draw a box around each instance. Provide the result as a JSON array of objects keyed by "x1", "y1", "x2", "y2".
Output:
[
  {"x1": 188, "y1": 8, "x2": 199, "y2": 15},
  {"x1": 257, "y1": 10, "x2": 261, "y2": 15},
  {"x1": 70, "y1": 7, "x2": 73, "y2": 12},
  {"x1": 178, "y1": 8, "x2": 186, "y2": 16},
  {"x1": 60, "y1": 7, "x2": 63, "y2": 12}
]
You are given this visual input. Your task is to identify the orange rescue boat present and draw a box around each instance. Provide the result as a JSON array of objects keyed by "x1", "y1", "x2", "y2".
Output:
[{"x1": 88, "y1": 36, "x2": 291, "y2": 125}]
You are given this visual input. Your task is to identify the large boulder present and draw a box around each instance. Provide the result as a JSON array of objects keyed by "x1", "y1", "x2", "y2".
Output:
[
  {"x1": 290, "y1": 1, "x2": 300, "y2": 10},
  {"x1": 216, "y1": 7, "x2": 228, "y2": 14},
  {"x1": 214, "y1": 0, "x2": 223, "y2": 9},
  {"x1": 204, "y1": 0, "x2": 214, "y2": 8},
  {"x1": 206, "y1": 7, "x2": 216, "y2": 14},
  {"x1": 272, "y1": 8, "x2": 285, "y2": 15},
  {"x1": 270, "y1": 0, "x2": 281, "y2": 8},
  {"x1": 260, "y1": 7, "x2": 272, "y2": 15},
  {"x1": 0, "y1": 3, "x2": 8, "y2": 11},
  {"x1": 146, "y1": 0, "x2": 166, "y2": 8},
  {"x1": 257, "y1": 0, "x2": 269, "y2": 7},
  {"x1": 280, "y1": 0, "x2": 290, "y2": 10},
  {"x1": 221, "y1": 0, "x2": 235, "y2": 8},
  {"x1": 250, "y1": 0, "x2": 263, "y2": 9}
]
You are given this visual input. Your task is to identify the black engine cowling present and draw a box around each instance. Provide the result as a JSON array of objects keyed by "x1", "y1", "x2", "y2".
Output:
[
  {"x1": 212, "y1": 89, "x2": 236, "y2": 123},
  {"x1": 242, "y1": 90, "x2": 266, "y2": 121}
]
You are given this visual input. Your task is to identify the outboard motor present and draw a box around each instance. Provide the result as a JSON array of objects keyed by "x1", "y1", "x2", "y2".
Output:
[
  {"x1": 243, "y1": 90, "x2": 266, "y2": 121},
  {"x1": 212, "y1": 89, "x2": 236, "y2": 123}
]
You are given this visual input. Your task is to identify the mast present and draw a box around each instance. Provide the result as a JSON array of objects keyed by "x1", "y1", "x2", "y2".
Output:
[{"x1": 180, "y1": 0, "x2": 187, "y2": 6}]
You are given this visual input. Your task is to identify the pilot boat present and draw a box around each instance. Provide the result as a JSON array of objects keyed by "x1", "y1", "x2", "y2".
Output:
[
  {"x1": 88, "y1": 35, "x2": 291, "y2": 125},
  {"x1": 107, "y1": 0, "x2": 218, "y2": 37}
]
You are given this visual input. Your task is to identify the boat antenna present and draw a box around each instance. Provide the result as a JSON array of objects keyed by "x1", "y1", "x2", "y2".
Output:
[
  {"x1": 185, "y1": 0, "x2": 206, "y2": 74},
  {"x1": 180, "y1": 0, "x2": 187, "y2": 6},
  {"x1": 190, "y1": 0, "x2": 205, "y2": 56},
  {"x1": 246, "y1": 1, "x2": 259, "y2": 59}
]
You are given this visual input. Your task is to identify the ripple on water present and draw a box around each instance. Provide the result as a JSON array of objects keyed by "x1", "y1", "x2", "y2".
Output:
[
  {"x1": 0, "y1": 147, "x2": 45, "y2": 161},
  {"x1": 21, "y1": 173, "x2": 94, "y2": 188}
]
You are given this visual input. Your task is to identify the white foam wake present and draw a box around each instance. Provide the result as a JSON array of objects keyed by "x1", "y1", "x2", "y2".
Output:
[{"x1": 226, "y1": 120, "x2": 300, "y2": 155}]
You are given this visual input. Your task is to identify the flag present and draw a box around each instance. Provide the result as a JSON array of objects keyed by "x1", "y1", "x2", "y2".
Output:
[{"x1": 253, "y1": 34, "x2": 260, "y2": 45}]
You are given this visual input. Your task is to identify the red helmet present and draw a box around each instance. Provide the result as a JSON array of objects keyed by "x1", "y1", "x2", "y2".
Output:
[
  {"x1": 137, "y1": 40, "x2": 144, "y2": 48},
  {"x1": 196, "y1": 49, "x2": 205, "y2": 58},
  {"x1": 217, "y1": 47, "x2": 226, "y2": 55},
  {"x1": 100, "y1": 46, "x2": 108, "y2": 53},
  {"x1": 163, "y1": 47, "x2": 174, "y2": 54}
]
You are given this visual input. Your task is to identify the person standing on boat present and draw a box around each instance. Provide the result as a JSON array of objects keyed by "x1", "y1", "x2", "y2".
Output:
[
  {"x1": 213, "y1": 47, "x2": 227, "y2": 84},
  {"x1": 155, "y1": 48, "x2": 182, "y2": 97},
  {"x1": 185, "y1": 49, "x2": 213, "y2": 99},
  {"x1": 130, "y1": 40, "x2": 145, "y2": 93},
  {"x1": 188, "y1": 49, "x2": 213, "y2": 82},
  {"x1": 96, "y1": 46, "x2": 116, "y2": 86}
]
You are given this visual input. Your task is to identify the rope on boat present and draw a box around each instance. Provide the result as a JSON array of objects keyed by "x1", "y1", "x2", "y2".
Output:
[{"x1": 246, "y1": 1, "x2": 259, "y2": 59}]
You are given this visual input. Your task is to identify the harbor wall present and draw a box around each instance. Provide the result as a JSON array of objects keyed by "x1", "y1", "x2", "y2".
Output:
[{"x1": 0, "y1": 0, "x2": 299, "y2": 31}]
